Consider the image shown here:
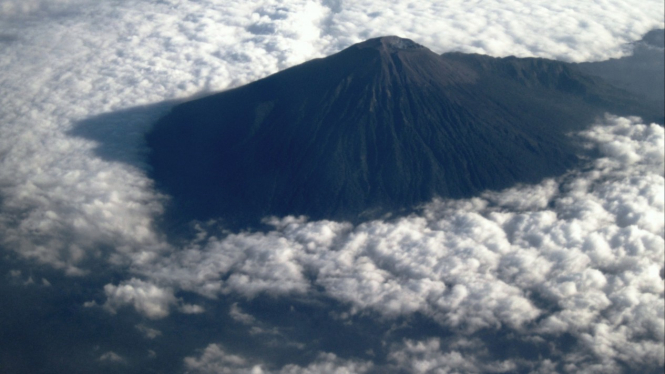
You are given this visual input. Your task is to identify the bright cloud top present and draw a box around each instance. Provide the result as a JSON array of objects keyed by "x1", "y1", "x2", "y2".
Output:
[
  {"x1": 1, "y1": 0, "x2": 663, "y2": 275},
  {"x1": 0, "y1": 0, "x2": 663, "y2": 373}
]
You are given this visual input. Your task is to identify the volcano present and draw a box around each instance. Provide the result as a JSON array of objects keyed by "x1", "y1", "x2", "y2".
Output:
[{"x1": 146, "y1": 36, "x2": 660, "y2": 228}]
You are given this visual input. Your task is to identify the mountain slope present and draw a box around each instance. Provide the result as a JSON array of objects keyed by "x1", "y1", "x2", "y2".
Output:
[{"x1": 146, "y1": 36, "x2": 659, "y2": 228}]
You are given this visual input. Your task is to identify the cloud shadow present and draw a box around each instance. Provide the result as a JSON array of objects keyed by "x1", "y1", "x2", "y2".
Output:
[{"x1": 66, "y1": 100, "x2": 178, "y2": 171}]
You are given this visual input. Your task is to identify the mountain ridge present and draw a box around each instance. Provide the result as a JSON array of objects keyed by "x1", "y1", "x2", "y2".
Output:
[{"x1": 146, "y1": 36, "x2": 660, "y2": 229}]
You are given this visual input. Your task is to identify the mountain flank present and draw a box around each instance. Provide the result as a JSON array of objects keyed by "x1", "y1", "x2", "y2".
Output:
[{"x1": 146, "y1": 36, "x2": 661, "y2": 229}]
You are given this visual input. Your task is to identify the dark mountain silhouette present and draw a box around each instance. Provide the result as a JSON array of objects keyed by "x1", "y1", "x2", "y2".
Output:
[
  {"x1": 576, "y1": 28, "x2": 665, "y2": 121},
  {"x1": 146, "y1": 36, "x2": 661, "y2": 229}
]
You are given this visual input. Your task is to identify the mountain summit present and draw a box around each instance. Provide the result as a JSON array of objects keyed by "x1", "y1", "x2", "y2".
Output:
[{"x1": 146, "y1": 36, "x2": 659, "y2": 228}]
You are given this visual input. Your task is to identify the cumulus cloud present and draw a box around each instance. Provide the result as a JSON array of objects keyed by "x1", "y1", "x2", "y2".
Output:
[
  {"x1": 29, "y1": 113, "x2": 663, "y2": 371},
  {"x1": 387, "y1": 338, "x2": 518, "y2": 374},
  {"x1": 332, "y1": 1, "x2": 665, "y2": 61},
  {"x1": 128, "y1": 116, "x2": 663, "y2": 372},
  {"x1": 98, "y1": 277, "x2": 205, "y2": 319},
  {"x1": 184, "y1": 344, "x2": 373, "y2": 374},
  {"x1": 0, "y1": 0, "x2": 663, "y2": 275},
  {"x1": 101, "y1": 278, "x2": 177, "y2": 319},
  {"x1": 184, "y1": 344, "x2": 263, "y2": 374},
  {"x1": 277, "y1": 353, "x2": 373, "y2": 374},
  {"x1": 0, "y1": 0, "x2": 664, "y2": 372}
]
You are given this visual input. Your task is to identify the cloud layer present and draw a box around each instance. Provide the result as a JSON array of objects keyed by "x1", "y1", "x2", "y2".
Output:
[
  {"x1": 0, "y1": 0, "x2": 663, "y2": 373},
  {"x1": 1, "y1": 0, "x2": 663, "y2": 274},
  {"x1": 110, "y1": 115, "x2": 662, "y2": 373}
]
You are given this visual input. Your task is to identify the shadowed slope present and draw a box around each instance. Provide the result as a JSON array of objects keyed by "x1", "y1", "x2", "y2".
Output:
[
  {"x1": 576, "y1": 28, "x2": 665, "y2": 121},
  {"x1": 146, "y1": 36, "x2": 660, "y2": 229}
]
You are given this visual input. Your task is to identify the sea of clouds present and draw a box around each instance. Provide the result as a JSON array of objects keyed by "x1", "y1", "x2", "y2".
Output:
[
  {"x1": 0, "y1": 0, "x2": 663, "y2": 373},
  {"x1": 114, "y1": 115, "x2": 663, "y2": 373}
]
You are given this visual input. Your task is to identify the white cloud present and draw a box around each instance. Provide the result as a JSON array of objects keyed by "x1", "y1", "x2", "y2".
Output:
[
  {"x1": 99, "y1": 350, "x2": 125, "y2": 363},
  {"x1": 0, "y1": 0, "x2": 662, "y2": 274},
  {"x1": 184, "y1": 344, "x2": 372, "y2": 374},
  {"x1": 277, "y1": 353, "x2": 374, "y2": 374},
  {"x1": 322, "y1": 0, "x2": 665, "y2": 62},
  {"x1": 135, "y1": 116, "x2": 663, "y2": 371},
  {"x1": 101, "y1": 278, "x2": 177, "y2": 319},
  {"x1": 0, "y1": 0, "x2": 663, "y2": 372},
  {"x1": 99, "y1": 277, "x2": 206, "y2": 319},
  {"x1": 387, "y1": 338, "x2": 517, "y2": 374},
  {"x1": 184, "y1": 344, "x2": 264, "y2": 374},
  {"x1": 180, "y1": 303, "x2": 206, "y2": 314}
]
